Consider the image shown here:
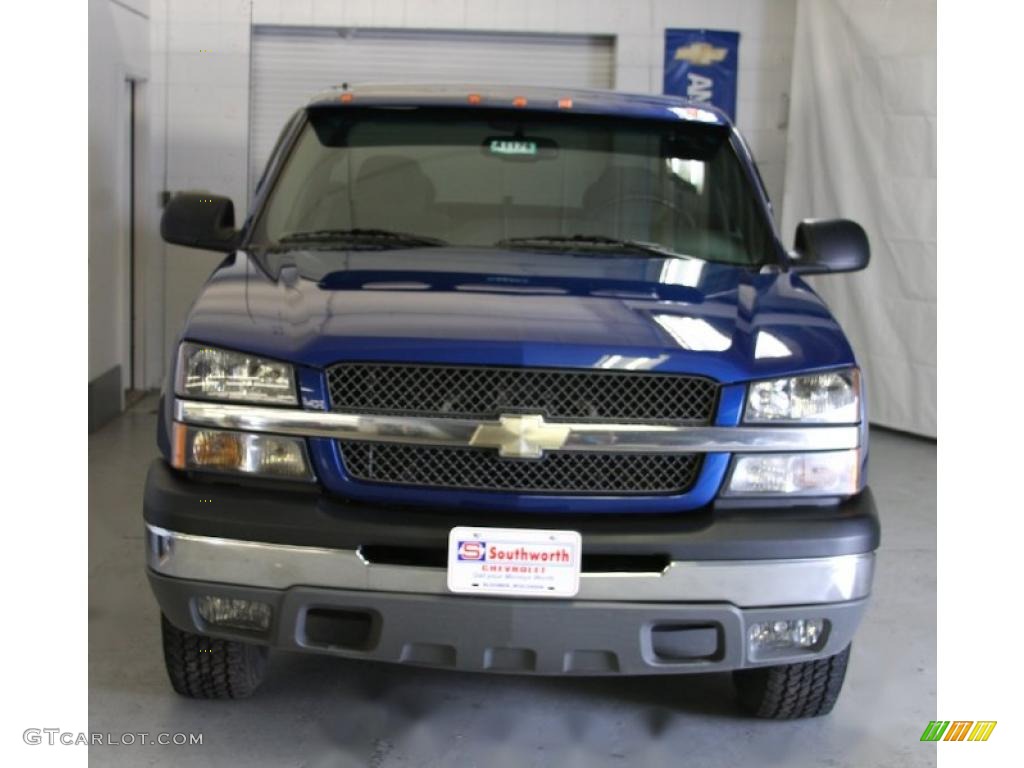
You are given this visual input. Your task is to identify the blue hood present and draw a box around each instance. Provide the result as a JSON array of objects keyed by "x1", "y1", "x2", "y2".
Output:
[{"x1": 181, "y1": 247, "x2": 855, "y2": 383}]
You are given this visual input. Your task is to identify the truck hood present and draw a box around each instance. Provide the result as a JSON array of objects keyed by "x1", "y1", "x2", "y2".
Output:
[{"x1": 182, "y1": 247, "x2": 855, "y2": 383}]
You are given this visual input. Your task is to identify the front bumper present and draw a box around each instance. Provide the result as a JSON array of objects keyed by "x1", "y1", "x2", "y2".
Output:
[
  {"x1": 150, "y1": 569, "x2": 867, "y2": 676},
  {"x1": 144, "y1": 460, "x2": 878, "y2": 676}
]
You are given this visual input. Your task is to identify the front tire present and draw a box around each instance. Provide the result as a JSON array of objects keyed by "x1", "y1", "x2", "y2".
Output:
[
  {"x1": 161, "y1": 614, "x2": 268, "y2": 699},
  {"x1": 732, "y1": 644, "x2": 851, "y2": 719}
]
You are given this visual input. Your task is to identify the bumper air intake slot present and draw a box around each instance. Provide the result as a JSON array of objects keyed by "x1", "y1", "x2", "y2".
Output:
[
  {"x1": 301, "y1": 607, "x2": 379, "y2": 651},
  {"x1": 650, "y1": 623, "x2": 724, "y2": 662}
]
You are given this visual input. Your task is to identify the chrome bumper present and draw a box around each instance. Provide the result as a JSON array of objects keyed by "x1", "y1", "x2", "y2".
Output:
[{"x1": 146, "y1": 524, "x2": 874, "y2": 607}]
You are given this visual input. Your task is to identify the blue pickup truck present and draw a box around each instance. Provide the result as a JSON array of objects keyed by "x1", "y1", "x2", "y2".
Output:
[{"x1": 146, "y1": 84, "x2": 876, "y2": 719}]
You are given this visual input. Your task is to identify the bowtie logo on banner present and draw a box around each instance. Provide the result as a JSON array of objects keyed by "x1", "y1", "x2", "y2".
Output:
[{"x1": 673, "y1": 42, "x2": 729, "y2": 66}]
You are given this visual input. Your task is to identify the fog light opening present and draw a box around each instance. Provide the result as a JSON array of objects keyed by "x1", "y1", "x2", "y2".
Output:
[
  {"x1": 748, "y1": 618, "x2": 826, "y2": 654},
  {"x1": 197, "y1": 596, "x2": 272, "y2": 632}
]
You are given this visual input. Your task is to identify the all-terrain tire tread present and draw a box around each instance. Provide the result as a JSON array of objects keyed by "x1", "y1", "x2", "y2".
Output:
[
  {"x1": 160, "y1": 614, "x2": 268, "y2": 699},
  {"x1": 733, "y1": 645, "x2": 851, "y2": 719}
]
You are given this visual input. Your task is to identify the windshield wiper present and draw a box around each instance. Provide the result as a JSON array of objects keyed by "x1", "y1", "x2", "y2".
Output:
[
  {"x1": 274, "y1": 228, "x2": 448, "y2": 249},
  {"x1": 495, "y1": 235, "x2": 689, "y2": 259}
]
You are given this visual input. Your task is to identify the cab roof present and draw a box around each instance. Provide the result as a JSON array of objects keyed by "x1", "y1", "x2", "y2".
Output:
[{"x1": 305, "y1": 83, "x2": 731, "y2": 126}]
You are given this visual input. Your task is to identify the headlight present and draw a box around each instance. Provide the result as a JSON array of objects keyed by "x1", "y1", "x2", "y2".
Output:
[
  {"x1": 724, "y1": 450, "x2": 859, "y2": 497},
  {"x1": 171, "y1": 424, "x2": 314, "y2": 481},
  {"x1": 744, "y1": 369, "x2": 860, "y2": 424},
  {"x1": 175, "y1": 343, "x2": 297, "y2": 405}
]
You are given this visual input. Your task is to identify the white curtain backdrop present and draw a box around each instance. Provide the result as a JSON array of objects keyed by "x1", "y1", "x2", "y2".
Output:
[{"x1": 782, "y1": 0, "x2": 936, "y2": 437}]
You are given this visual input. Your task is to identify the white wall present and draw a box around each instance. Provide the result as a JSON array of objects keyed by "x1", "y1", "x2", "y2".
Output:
[
  {"x1": 151, "y1": 0, "x2": 251, "y2": 367},
  {"x1": 153, "y1": 0, "x2": 797, "y2": 370},
  {"x1": 90, "y1": 0, "x2": 163, "y2": 402},
  {"x1": 781, "y1": 0, "x2": 936, "y2": 437}
]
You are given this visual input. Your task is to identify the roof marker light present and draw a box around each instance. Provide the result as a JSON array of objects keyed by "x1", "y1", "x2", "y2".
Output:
[
  {"x1": 558, "y1": 98, "x2": 573, "y2": 109},
  {"x1": 467, "y1": 93, "x2": 482, "y2": 105},
  {"x1": 512, "y1": 96, "x2": 527, "y2": 108}
]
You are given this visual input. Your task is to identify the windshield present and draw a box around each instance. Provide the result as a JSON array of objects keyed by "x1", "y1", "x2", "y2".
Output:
[{"x1": 250, "y1": 107, "x2": 776, "y2": 267}]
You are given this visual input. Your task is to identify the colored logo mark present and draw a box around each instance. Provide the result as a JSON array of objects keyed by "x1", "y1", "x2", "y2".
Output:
[
  {"x1": 673, "y1": 42, "x2": 729, "y2": 66},
  {"x1": 920, "y1": 720, "x2": 997, "y2": 742},
  {"x1": 456, "y1": 541, "x2": 486, "y2": 561}
]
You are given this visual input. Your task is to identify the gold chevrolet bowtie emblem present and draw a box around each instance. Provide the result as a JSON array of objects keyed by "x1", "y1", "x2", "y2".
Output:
[
  {"x1": 674, "y1": 42, "x2": 729, "y2": 66},
  {"x1": 469, "y1": 414, "x2": 571, "y2": 459}
]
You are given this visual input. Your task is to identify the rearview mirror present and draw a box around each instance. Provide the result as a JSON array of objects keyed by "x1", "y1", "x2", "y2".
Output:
[
  {"x1": 160, "y1": 192, "x2": 240, "y2": 252},
  {"x1": 790, "y1": 219, "x2": 870, "y2": 274}
]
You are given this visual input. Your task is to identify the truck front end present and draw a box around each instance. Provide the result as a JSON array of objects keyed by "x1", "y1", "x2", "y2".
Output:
[{"x1": 146, "y1": 85, "x2": 877, "y2": 718}]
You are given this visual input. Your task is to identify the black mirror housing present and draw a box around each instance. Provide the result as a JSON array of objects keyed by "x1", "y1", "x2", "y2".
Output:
[
  {"x1": 160, "y1": 192, "x2": 240, "y2": 252},
  {"x1": 790, "y1": 218, "x2": 870, "y2": 274}
]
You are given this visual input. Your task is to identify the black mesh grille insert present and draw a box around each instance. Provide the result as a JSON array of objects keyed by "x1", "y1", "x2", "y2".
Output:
[
  {"x1": 326, "y1": 363, "x2": 718, "y2": 423},
  {"x1": 339, "y1": 442, "x2": 703, "y2": 495}
]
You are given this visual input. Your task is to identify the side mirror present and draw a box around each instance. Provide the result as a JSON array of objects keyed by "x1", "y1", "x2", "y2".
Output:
[
  {"x1": 160, "y1": 192, "x2": 240, "y2": 252},
  {"x1": 790, "y1": 219, "x2": 870, "y2": 274}
]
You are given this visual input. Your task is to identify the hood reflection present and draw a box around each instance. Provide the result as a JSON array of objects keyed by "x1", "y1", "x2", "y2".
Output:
[
  {"x1": 755, "y1": 330, "x2": 794, "y2": 359},
  {"x1": 653, "y1": 314, "x2": 732, "y2": 352}
]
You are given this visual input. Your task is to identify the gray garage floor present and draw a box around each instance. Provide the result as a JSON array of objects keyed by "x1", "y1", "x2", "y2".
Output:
[{"x1": 89, "y1": 396, "x2": 936, "y2": 767}]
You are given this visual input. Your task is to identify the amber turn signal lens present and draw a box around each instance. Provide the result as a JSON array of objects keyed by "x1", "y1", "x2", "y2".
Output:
[
  {"x1": 171, "y1": 421, "x2": 188, "y2": 469},
  {"x1": 192, "y1": 430, "x2": 244, "y2": 469}
]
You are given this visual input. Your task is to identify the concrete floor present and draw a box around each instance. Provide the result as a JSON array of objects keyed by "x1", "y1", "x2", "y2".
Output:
[{"x1": 89, "y1": 396, "x2": 936, "y2": 767}]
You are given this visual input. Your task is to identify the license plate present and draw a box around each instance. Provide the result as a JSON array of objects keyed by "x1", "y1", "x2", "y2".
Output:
[{"x1": 447, "y1": 526, "x2": 582, "y2": 598}]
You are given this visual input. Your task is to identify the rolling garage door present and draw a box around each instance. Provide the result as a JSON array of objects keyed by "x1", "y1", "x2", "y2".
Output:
[{"x1": 249, "y1": 27, "x2": 615, "y2": 190}]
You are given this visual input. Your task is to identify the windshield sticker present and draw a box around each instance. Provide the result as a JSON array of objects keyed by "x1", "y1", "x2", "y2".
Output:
[{"x1": 489, "y1": 139, "x2": 538, "y2": 156}]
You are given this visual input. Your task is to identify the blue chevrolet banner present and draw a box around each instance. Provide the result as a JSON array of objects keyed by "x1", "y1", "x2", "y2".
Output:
[{"x1": 663, "y1": 29, "x2": 740, "y2": 121}]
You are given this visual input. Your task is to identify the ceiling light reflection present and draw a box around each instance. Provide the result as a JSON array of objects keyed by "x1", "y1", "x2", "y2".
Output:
[
  {"x1": 658, "y1": 258, "x2": 705, "y2": 288},
  {"x1": 595, "y1": 354, "x2": 670, "y2": 370},
  {"x1": 653, "y1": 314, "x2": 732, "y2": 352},
  {"x1": 754, "y1": 331, "x2": 793, "y2": 359}
]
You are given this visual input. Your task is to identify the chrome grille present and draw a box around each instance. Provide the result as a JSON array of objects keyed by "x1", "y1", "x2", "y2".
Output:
[
  {"x1": 339, "y1": 442, "x2": 703, "y2": 495},
  {"x1": 326, "y1": 363, "x2": 718, "y2": 423}
]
